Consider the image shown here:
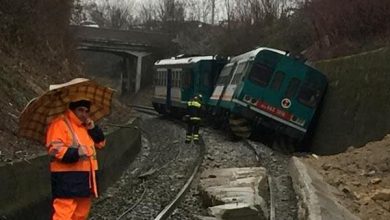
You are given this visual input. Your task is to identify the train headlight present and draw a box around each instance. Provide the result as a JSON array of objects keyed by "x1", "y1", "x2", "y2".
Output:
[
  {"x1": 251, "y1": 98, "x2": 257, "y2": 104},
  {"x1": 244, "y1": 95, "x2": 251, "y2": 102}
]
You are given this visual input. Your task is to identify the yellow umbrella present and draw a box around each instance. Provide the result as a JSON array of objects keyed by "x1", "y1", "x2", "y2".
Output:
[{"x1": 19, "y1": 78, "x2": 114, "y2": 143}]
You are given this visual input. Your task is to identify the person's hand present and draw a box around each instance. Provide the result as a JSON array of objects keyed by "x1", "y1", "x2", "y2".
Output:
[
  {"x1": 78, "y1": 145, "x2": 89, "y2": 158},
  {"x1": 85, "y1": 118, "x2": 95, "y2": 129}
]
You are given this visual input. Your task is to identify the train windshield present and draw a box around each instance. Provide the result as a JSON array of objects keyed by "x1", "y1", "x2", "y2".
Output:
[
  {"x1": 248, "y1": 63, "x2": 273, "y2": 87},
  {"x1": 297, "y1": 82, "x2": 322, "y2": 108}
]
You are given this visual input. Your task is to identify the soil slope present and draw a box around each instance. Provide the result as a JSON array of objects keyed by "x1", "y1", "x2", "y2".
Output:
[{"x1": 305, "y1": 135, "x2": 390, "y2": 220}]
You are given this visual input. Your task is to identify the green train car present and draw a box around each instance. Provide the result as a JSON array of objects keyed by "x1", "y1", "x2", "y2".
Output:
[
  {"x1": 208, "y1": 47, "x2": 328, "y2": 144},
  {"x1": 152, "y1": 55, "x2": 226, "y2": 114}
]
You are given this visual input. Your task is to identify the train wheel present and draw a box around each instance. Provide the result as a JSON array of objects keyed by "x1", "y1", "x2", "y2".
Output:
[{"x1": 228, "y1": 114, "x2": 252, "y2": 138}]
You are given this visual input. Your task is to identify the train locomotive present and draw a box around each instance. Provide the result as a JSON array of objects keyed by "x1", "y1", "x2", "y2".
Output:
[{"x1": 152, "y1": 47, "x2": 328, "y2": 149}]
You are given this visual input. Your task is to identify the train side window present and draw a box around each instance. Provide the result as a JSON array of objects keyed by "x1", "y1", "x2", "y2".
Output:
[
  {"x1": 176, "y1": 71, "x2": 180, "y2": 87},
  {"x1": 173, "y1": 71, "x2": 177, "y2": 87},
  {"x1": 248, "y1": 63, "x2": 273, "y2": 87},
  {"x1": 271, "y1": 71, "x2": 285, "y2": 91},
  {"x1": 163, "y1": 71, "x2": 167, "y2": 86},
  {"x1": 178, "y1": 71, "x2": 182, "y2": 87},
  {"x1": 175, "y1": 71, "x2": 178, "y2": 87},
  {"x1": 157, "y1": 71, "x2": 161, "y2": 85},
  {"x1": 177, "y1": 71, "x2": 181, "y2": 87},
  {"x1": 160, "y1": 71, "x2": 163, "y2": 86},
  {"x1": 285, "y1": 78, "x2": 300, "y2": 98}
]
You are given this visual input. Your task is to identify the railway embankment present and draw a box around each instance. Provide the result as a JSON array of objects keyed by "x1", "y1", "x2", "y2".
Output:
[
  {"x1": 0, "y1": 117, "x2": 141, "y2": 220},
  {"x1": 312, "y1": 47, "x2": 390, "y2": 155}
]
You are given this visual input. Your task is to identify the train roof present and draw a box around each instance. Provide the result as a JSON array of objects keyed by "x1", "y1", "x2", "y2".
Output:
[
  {"x1": 154, "y1": 56, "x2": 215, "y2": 66},
  {"x1": 230, "y1": 47, "x2": 287, "y2": 63}
]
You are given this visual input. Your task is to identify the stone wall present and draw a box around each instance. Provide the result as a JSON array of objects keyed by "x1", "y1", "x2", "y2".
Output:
[{"x1": 311, "y1": 47, "x2": 390, "y2": 154}]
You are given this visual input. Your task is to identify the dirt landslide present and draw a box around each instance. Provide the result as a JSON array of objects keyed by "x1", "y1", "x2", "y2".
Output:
[{"x1": 305, "y1": 135, "x2": 390, "y2": 220}]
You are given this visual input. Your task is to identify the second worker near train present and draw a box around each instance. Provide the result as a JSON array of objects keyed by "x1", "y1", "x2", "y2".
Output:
[{"x1": 185, "y1": 94, "x2": 203, "y2": 144}]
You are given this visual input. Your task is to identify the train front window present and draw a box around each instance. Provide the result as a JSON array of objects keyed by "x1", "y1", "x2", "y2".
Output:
[
  {"x1": 298, "y1": 83, "x2": 321, "y2": 108},
  {"x1": 271, "y1": 71, "x2": 285, "y2": 91},
  {"x1": 285, "y1": 78, "x2": 300, "y2": 98},
  {"x1": 248, "y1": 63, "x2": 273, "y2": 87}
]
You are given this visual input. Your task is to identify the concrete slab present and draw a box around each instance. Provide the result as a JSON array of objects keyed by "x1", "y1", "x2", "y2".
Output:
[
  {"x1": 201, "y1": 167, "x2": 266, "y2": 179},
  {"x1": 199, "y1": 167, "x2": 268, "y2": 220},
  {"x1": 208, "y1": 203, "x2": 266, "y2": 220},
  {"x1": 194, "y1": 215, "x2": 218, "y2": 220},
  {"x1": 289, "y1": 157, "x2": 361, "y2": 220}
]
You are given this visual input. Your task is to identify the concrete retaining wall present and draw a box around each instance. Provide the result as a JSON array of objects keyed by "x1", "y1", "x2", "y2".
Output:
[
  {"x1": 0, "y1": 119, "x2": 141, "y2": 220},
  {"x1": 312, "y1": 47, "x2": 390, "y2": 154},
  {"x1": 289, "y1": 157, "x2": 360, "y2": 220}
]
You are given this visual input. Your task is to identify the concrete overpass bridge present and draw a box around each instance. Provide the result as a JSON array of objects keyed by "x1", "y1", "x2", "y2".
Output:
[{"x1": 70, "y1": 25, "x2": 173, "y2": 94}]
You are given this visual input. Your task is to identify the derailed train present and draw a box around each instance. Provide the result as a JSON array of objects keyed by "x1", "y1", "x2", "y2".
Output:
[{"x1": 152, "y1": 47, "x2": 328, "y2": 150}]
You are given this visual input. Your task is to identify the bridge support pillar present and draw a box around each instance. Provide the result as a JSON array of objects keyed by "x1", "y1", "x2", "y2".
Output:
[
  {"x1": 121, "y1": 56, "x2": 134, "y2": 95},
  {"x1": 120, "y1": 52, "x2": 151, "y2": 95},
  {"x1": 131, "y1": 52, "x2": 151, "y2": 93}
]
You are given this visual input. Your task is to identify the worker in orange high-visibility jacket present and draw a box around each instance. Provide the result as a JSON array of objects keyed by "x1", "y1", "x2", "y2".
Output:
[{"x1": 46, "y1": 99, "x2": 106, "y2": 220}]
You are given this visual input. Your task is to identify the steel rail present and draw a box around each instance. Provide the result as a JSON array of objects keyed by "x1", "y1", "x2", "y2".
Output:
[{"x1": 154, "y1": 140, "x2": 206, "y2": 220}]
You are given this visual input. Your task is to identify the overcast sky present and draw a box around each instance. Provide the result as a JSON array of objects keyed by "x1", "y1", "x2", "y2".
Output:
[{"x1": 81, "y1": 0, "x2": 228, "y2": 23}]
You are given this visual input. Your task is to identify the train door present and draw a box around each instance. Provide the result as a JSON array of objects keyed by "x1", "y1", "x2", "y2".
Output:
[
  {"x1": 170, "y1": 68, "x2": 182, "y2": 105},
  {"x1": 271, "y1": 57, "x2": 306, "y2": 118},
  {"x1": 181, "y1": 67, "x2": 193, "y2": 102},
  {"x1": 166, "y1": 68, "x2": 172, "y2": 111},
  {"x1": 222, "y1": 62, "x2": 240, "y2": 101},
  {"x1": 227, "y1": 60, "x2": 249, "y2": 101},
  {"x1": 154, "y1": 68, "x2": 168, "y2": 101},
  {"x1": 216, "y1": 62, "x2": 237, "y2": 109},
  {"x1": 209, "y1": 63, "x2": 235, "y2": 105},
  {"x1": 198, "y1": 61, "x2": 214, "y2": 101}
]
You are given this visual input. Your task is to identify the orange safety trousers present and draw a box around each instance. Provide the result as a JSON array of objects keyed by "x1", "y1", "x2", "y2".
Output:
[{"x1": 52, "y1": 197, "x2": 91, "y2": 220}]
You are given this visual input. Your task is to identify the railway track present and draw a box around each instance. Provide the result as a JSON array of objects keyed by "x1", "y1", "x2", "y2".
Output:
[
  {"x1": 114, "y1": 140, "x2": 205, "y2": 220},
  {"x1": 244, "y1": 140, "x2": 298, "y2": 220},
  {"x1": 130, "y1": 104, "x2": 160, "y2": 116},
  {"x1": 153, "y1": 140, "x2": 205, "y2": 220},
  {"x1": 167, "y1": 127, "x2": 298, "y2": 220},
  {"x1": 94, "y1": 107, "x2": 297, "y2": 219},
  {"x1": 91, "y1": 110, "x2": 206, "y2": 220}
]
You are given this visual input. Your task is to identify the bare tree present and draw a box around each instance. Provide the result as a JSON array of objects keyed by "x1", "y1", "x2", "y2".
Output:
[
  {"x1": 71, "y1": 0, "x2": 84, "y2": 25},
  {"x1": 210, "y1": 0, "x2": 216, "y2": 24},
  {"x1": 83, "y1": 0, "x2": 136, "y2": 29},
  {"x1": 138, "y1": 1, "x2": 159, "y2": 29},
  {"x1": 223, "y1": 0, "x2": 236, "y2": 29},
  {"x1": 184, "y1": 0, "x2": 212, "y2": 23}
]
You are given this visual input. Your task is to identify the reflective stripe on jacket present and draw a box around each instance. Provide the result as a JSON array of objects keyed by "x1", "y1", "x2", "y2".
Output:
[
  {"x1": 46, "y1": 110, "x2": 104, "y2": 172},
  {"x1": 187, "y1": 100, "x2": 202, "y2": 120}
]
